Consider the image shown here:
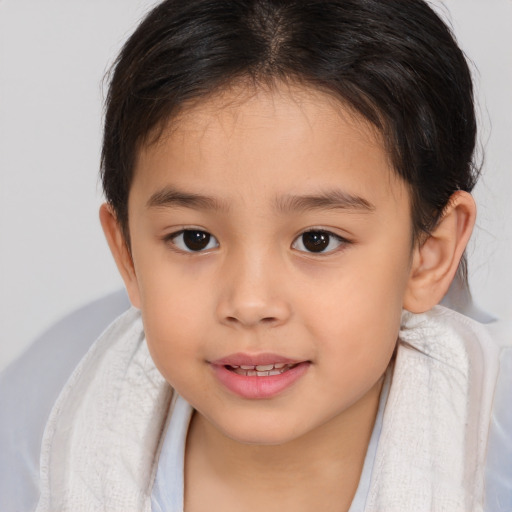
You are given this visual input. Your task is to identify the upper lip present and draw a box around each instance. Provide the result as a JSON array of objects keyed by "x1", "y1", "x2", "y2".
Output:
[{"x1": 210, "y1": 353, "x2": 304, "y2": 367}]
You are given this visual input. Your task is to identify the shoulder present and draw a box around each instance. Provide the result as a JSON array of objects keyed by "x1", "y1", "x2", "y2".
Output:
[
  {"x1": 399, "y1": 305, "x2": 502, "y2": 371},
  {"x1": 0, "y1": 290, "x2": 130, "y2": 512},
  {"x1": 484, "y1": 320, "x2": 512, "y2": 512},
  {"x1": 404, "y1": 305, "x2": 512, "y2": 512}
]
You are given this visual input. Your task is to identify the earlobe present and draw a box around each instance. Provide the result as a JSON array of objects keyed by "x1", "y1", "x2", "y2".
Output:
[
  {"x1": 99, "y1": 203, "x2": 141, "y2": 308},
  {"x1": 403, "y1": 191, "x2": 476, "y2": 313}
]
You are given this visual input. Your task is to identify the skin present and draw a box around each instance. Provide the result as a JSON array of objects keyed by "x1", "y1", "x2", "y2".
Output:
[{"x1": 101, "y1": 82, "x2": 476, "y2": 512}]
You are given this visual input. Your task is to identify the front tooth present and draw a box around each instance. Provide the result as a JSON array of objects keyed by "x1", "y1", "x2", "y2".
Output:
[
  {"x1": 240, "y1": 365, "x2": 255, "y2": 370},
  {"x1": 255, "y1": 364, "x2": 274, "y2": 371},
  {"x1": 256, "y1": 371, "x2": 270, "y2": 377},
  {"x1": 246, "y1": 370, "x2": 258, "y2": 376}
]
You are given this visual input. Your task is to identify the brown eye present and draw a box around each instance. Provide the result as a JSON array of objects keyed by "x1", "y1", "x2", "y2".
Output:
[
  {"x1": 302, "y1": 232, "x2": 329, "y2": 252},
  {"x1": 292, "y1": 230, "x2": 346, "y2": 254},
  {"x1": 170, "y1": 229, "x2": 219, "y2": 252}
]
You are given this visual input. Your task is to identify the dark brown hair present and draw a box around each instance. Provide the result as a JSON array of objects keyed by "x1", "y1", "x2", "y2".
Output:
[{"x1": 101, "y1": 0, "x2": 478, "y2": 257}]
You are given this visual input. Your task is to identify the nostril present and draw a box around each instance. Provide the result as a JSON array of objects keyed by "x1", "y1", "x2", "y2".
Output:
[
  {"x1": 217, "y1": 298, "x2": 291, "y2": 327},
  {"x1": 224, "y1": 315, "x2": 278, "y2": 325}
]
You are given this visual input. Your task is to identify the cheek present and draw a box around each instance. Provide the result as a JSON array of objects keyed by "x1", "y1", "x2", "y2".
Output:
[
  {"x1": 142, "y1": 301, "x2": 209, "y2": 394},
  {"x1": 302, "y1": 244, "x2": 411, "y2": 381},
  {"x1": 304, "y1": 243, "x2": 410, "y2": 326},
  {"x1": 135, "y1": 263, "x2": 215, "y2": 383},
  {"x1": 312, "y1": 298, "x2": 399, "y2": 384},
  {"x1": 309, "y1": 291, "x2": 399, "y2": 407}
]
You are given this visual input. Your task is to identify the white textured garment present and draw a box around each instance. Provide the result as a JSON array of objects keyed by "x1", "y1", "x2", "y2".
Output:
[
  {"x1": 35, "y1": 310, "x2": 173, "y2": 512},
  {"x1": 366, "y1": 309, "x2": 500, "y2": 511},
  {"x1": 35, "y1": 306, "x2": 501, "y2": 512}
]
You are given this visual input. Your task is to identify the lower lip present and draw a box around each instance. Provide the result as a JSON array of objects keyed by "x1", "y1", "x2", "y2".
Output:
[{"x1": 211, "y1": 362, "x2": 310, "y2": 399}]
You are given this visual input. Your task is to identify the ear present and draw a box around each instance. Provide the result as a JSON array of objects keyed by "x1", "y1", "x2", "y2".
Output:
[
  {"x1": 403, "y1": 191, "x2": 476, "y2": 313},
  {"x1": 99, "y1": 203, "x2": 141, "y2": 308}
]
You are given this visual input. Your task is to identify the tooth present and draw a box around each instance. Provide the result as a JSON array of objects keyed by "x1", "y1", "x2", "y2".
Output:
[
  {"x1": 247, "y1": 370, "x2": 258, "y2": 376},
  {"x1": 274, "y1": 363, "x2": 286, "y2": 369},
  {"x1": 256, "y1": 371, "x2": 270, "y2": 377},
  {"x1": 255, "y1": 364, "x2": 274, "y2": 371},
  {"x1": 268, "y1": 369, "x2": 281, "y2": 376},
  {"x1": 240, "y1": 365, "x2": 255, "y2": 370},
  {"x1": 230, "y1": 365, "x2": 239, "y2": 369}
]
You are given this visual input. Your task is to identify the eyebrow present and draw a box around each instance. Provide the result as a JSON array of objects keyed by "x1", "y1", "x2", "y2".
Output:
[
  {"x1": 274, "y1": 190, "x2": 375, "y2": 214},
  {"x1": 146, "y1": 187, "x2": 229, "y2": 212},
  {"x1": 146, "y1": 186, "x2": 375, "y2": 214}
]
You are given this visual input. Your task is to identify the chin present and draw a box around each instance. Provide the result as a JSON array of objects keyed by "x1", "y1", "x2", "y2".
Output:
[{"x1": 214, "y1": 416, "x2": 311, "y2": 446}]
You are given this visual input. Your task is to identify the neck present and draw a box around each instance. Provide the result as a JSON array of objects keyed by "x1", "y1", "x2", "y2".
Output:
[{"x1": 184, "y1": 375, "x2": 385, "y2": 512}]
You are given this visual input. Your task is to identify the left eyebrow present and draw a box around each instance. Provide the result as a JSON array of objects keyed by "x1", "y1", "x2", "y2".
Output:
[{"x1": 274, "y1": 189, "x2": 375, "y2": 214}]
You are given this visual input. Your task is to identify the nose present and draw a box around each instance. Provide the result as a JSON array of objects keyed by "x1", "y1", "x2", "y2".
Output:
[{"x1": 215, "y1": 251, "x2": 292, "y2": 328}]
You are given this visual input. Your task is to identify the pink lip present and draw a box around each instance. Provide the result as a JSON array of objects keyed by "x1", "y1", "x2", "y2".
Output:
[{"x1": 210, "y1": 353, "x2": 310, "y2": 399}]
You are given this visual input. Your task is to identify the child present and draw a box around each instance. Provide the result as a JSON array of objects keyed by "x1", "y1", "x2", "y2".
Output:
[{"x1": 7, "y1": 0, "x2": 512, "y2": 510}]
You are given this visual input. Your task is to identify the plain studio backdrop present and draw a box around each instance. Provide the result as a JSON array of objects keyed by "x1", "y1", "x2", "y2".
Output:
[{"x1": 0, "y1": 0, "x2": 511, "y2": 371}]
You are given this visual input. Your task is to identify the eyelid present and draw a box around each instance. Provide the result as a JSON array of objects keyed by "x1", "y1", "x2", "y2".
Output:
[
  {"x1": 164, "y1": 228, "x2": 219, "y2": 253},
  {"x1": 291, "y1": 228, "x2": 352, "y2": 255}
]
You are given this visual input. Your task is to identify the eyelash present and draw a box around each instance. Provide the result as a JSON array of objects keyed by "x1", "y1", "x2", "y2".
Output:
[
  {"x1": 163, "y1": 228, "x2": 351, "y2": 255},
  {"x1": 291, "y1": 229, "x2": 351, "y2": 255},
  {"x1": 164, "y1": 229, "x2": 219, "y2": 253}
]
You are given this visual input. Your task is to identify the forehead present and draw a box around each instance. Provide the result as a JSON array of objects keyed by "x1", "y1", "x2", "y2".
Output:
[
  {"x1": 132, "y1": 81, "x2": 408, "y2": 212},
  {"x1": 150, "y1": 82, "x2": 384, "y2": 160}
]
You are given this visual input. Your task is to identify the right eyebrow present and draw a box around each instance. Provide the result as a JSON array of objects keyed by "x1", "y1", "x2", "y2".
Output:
[{"x1": 146, "y1": 186, "x2": 230, "y2": 212}]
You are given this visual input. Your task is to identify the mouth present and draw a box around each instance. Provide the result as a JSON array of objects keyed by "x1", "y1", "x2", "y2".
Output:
[
  {"x1": 224, "y1": 363, "x2": 299, "y2": 377},
  {"x1": 210, "y1": 355, "x2": 310, "y2": 399}
]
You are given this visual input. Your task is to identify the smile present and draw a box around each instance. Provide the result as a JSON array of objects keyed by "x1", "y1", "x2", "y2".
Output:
[
  {"x1": 226, "y1": 363, "x2": 297, "y2": 377},
  {"x1": 210, "y1": 355, "x2": 310, "y2": 399}
]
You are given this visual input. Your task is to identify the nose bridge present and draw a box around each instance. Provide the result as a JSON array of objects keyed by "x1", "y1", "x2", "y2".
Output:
[{"x1": 216, "y1": 242, "x2": 291, "y2": 328}]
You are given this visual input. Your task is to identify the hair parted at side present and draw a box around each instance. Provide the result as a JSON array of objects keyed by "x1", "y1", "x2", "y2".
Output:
[{"x1": 101, "y1": 0, "x2": 479, "y2": 254}]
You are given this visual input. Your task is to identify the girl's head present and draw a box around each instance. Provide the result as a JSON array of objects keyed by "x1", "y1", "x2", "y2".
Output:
[
  {"x1": 99, "y1": 0, "x2": 477, "y2": 445},
  {"x1": 101, "y1": 0, "x2": 478, "y2": 246}
]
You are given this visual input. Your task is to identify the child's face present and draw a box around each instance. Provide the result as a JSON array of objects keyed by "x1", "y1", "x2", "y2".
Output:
[{"x1": 125, "y1": 82, "x2": 414, "y2": 445}]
